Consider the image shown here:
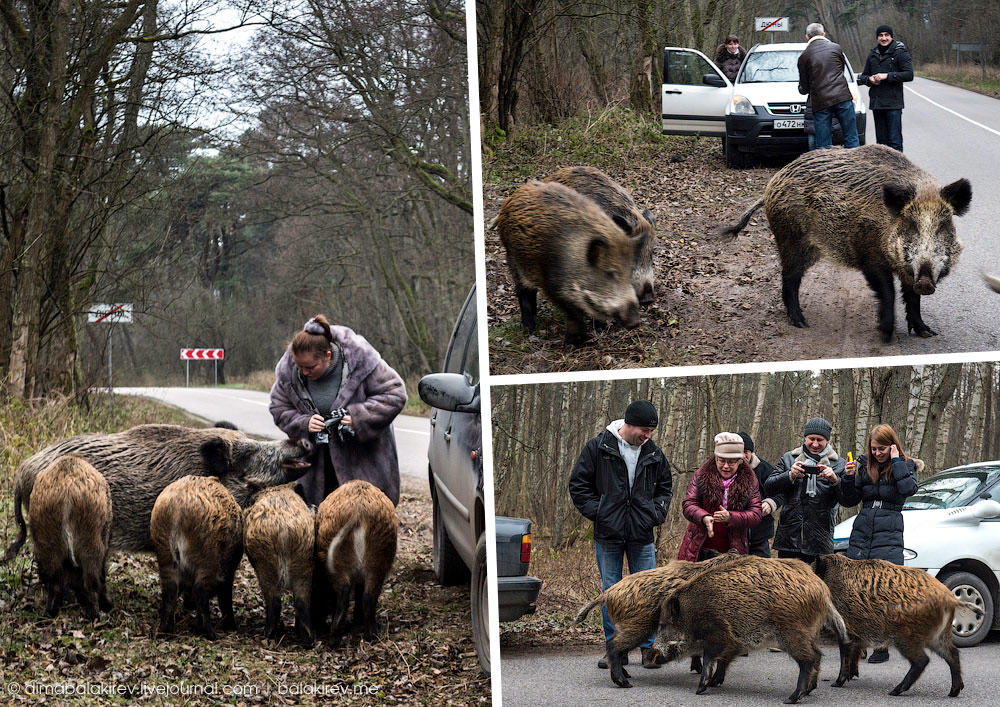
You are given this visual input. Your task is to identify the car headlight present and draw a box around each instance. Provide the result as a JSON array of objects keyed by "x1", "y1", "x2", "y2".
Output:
[
  {"x1": 730, "y1": 95, "x2": 755, "y2": 116},
  {"x1": 902, "y1": 548, "x2": 917, "y2": 561}
]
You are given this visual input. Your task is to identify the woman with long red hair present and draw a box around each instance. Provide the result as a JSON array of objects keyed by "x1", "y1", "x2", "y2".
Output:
[{"x1": 841, "y1": 423, "x2": 921, "y2": 662}]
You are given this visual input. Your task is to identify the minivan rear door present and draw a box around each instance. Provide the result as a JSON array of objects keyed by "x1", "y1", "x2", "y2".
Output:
[{"x1": 661, "y1": 47, "x2": 732, "y2": 136}]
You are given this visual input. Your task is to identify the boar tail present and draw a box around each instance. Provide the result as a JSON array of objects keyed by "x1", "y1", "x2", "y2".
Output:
[
  {"x1": 717, "y1": 199, "x2": 764, "y2": 239},
  {"x1": 486, "y1": 215, "x2": 498, "y2": 231},
  {"x1": 0, "y1": 486, "x2": 28, "y2": 565},
  {"x1": 574, "y1": 594, "x2": 606, "y2": 625},
  {"x1": 957, "y1": 600, "x2": 985, "y2": 619},
  {"x1": 824, "y1": 601, "x2": 850, "y2": 645}
]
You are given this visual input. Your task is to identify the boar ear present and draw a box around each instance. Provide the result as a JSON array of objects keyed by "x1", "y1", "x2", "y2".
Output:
[
  {"x1": 940, "y1": 178, "x2": 972, "y2": 217},
  {"x1": 200, "y1": 439, "x2": 232, "y2": 477},
  {"x1": 587, "y1": 236, "x2": 609, "y2": 267},
  {"x1": 666, "y1": 597, "x2": 681, "y2": 624},
  {"x1": 813, "y1": 555, "x2": 827, "y2": 579},
  {"x1": 611, "y1": 214, "x2": 633, "y2": 235},
  {"x1": 882, "y1": 183, "x2": 915, "y2": 217},
  {"x1": 642, "y1": 208, "x2": 656, "y2": 228}
]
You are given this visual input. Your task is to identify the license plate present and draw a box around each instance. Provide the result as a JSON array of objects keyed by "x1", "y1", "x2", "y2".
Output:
[{"x1": 774, "y1": 119, "x2": 803, "y2": 129}]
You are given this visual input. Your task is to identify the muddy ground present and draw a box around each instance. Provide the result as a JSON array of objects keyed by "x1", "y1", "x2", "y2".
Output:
[{"x1": 485, "y1": 127, "x2": 896, "y2": 375}]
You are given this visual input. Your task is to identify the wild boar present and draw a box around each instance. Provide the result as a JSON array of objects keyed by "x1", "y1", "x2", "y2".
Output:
[
  {"x1": 496, "y1": 179, "x2": 644, "y2": 345},
  {"x1": 3, "y1": 424, "x2": 310, "y2": 562},
  {"x1": 720, "y1": 145, "x2": 971, "y2": 342},
  {"x1": 543, "y1": 166, "x2": 657, "y2": 305},
  {"x1": 150, "y1": 475, "x2": 244, "y2": 639},
  {"x1": 657, "y1": 555, "x2": 850, "y2": 704},
  {"x1": 28, "y1": 455, "x2": 112, "y2": 620},
  {"x1": 244, "y1": 483, "x2": 315, "y2": 643},
  {"x1": 315, "y1": 480, "x2": 397, "y2": 645},
  {"x1": 574, "y1": 551, "x2": 744, "y2": 685},
  {"x1": 814, "y1": 553, "x2": 979, "y2": 697}
]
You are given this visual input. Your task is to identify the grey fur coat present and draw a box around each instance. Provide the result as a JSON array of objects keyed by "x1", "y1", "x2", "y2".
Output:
[{"x1": 269, "y1": 325, "x2": 406, "y2": 506}]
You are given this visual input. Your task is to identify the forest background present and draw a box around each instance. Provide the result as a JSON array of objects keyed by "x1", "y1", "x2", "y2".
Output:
[{"x1": 0, "y1": 0, "x2": 473, "y2": 401}]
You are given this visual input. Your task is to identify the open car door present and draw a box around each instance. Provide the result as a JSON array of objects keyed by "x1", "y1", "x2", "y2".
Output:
[{"x1": 661, "y1": 47, "x2": 732, "y2": 136}]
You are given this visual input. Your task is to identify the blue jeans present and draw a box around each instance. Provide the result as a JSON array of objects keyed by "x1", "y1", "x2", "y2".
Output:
[
  {"x1": 873, "y1": 109, "x2": 903, "y2": 151},
  {"x1": 813, "y1": 99, "x2": 859, "y2": 149},
  {"x1": 595, "y1": 540, "x2": 656, "y2": 646}
]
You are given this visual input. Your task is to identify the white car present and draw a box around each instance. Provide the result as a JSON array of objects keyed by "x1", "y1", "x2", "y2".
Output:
[
  {"x1": 833, "y1": 460, "x2": 1000, "y2": 646},
  {"x1": 661, "y1": 42, "x2": 867, "y2": 168}
]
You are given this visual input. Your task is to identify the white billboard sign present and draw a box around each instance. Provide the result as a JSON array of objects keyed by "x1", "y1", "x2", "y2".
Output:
[
  {"x1": 88, "y1": 303, "x2": 133, "y2": 324},
  {"x1": 756, "y1": 17, "x2": 789, "y2": 32}
]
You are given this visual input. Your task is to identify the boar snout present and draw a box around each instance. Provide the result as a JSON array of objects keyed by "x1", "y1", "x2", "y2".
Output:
[
  {"x1": 914, "y1": 277, "x2": 936, "y2": 295},
  {"x1": 637, "y1": 282, "x2": 655, "y2": 306},
  {"x1": 618, "y1": 300, "x2": 641, "y2": 329}
]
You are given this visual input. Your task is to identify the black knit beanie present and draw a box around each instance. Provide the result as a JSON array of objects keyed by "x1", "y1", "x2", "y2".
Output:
[
  {"x1": 738, "y1": 432, "x2": 754, "y2": 453},
  {"x1": 624, "y1": 400, "x2": 658, "y2": 428},
  {"x1": 876, "y1": 24, "x2": 893, "y2": 38},
  {"x1": 803, "y1": 417, "x2": 832, "y2": 440}
]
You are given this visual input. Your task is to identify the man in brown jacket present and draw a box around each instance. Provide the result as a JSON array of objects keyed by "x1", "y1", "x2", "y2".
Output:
[{"x1": 797, "y1": 22, "x2": 859, "y2": 149}]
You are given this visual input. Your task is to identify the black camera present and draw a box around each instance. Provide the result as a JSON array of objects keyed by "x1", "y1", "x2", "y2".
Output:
[{"x1": 801, "y1": 458, "x2": 821, "y2": 475}]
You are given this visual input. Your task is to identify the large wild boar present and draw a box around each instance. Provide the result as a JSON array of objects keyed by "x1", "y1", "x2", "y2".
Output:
[
  {"x1": 720, "y1": 145, "x2": 971, "y2": 342},
  {"x1": 3, "y1": 424, "x2": 311, "y2": 562},
  {"x1": 315, "y1": 480, "x2": 397, "y2": 645},
  {"x1": 497, "y1": 179, "x2": 644, "y2": 346},
  {"x1": 150, "y1": 475, "x2": 244, "y2": 638},
  {"x1": 543, "y1": 166, "x2": 657, "y2": 305},
  {"x1": 814, "y1": 553, "x2": 979, "y2": 697},
  {"x1": 244, "y1": 483, "x2": 315, "y2": 643},
  {"x1": 573, "y1": 552, "x2": 744, "y2": 685},
  {"x1": 657, "y1": 555, "x2": 850, "y2": 704},
  {"x1": 28, "y1": 454, "x2": 112, "y2": 620}
]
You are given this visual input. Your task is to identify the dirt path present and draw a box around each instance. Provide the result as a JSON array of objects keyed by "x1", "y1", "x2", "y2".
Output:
[{"x1": 485, "y1": 139, "x2": 899, "y2": 374}]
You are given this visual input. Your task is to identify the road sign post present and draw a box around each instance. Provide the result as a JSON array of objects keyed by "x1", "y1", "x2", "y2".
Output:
[
  {"x1": 180, "y1": 348, "x2": 225, "y2": 387},
  {"x1": 88, "y1": 304, "x2": 133, "y2": 412}
]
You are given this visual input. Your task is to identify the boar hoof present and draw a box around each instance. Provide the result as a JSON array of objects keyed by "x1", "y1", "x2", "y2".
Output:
[
  {"x1": 695, "y1": 683, "x2": 708, "y2": 695},
  {"x1": 889, "y1": 685, "x2": 904, "y2": 696},
  {"x1": 611, "y1": 672, "x2": 632, "y2": 688},
  {"x1": 832, "y1": 676, "x2": 847, "y2": 688},
  {"x1": 783, "y1": 694, "x2": 802, "y2": 705},
  {"x1": 789, "y1": 313, "x2": 808, "y2": 328},
  {"x1": 908, "y1": 323, "x2": 937, "y2": 338},
  {"x1": 949, "y1": 682, "x2": 963, "y2": 697}
]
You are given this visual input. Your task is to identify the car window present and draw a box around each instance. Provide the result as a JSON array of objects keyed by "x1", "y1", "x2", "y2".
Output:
[
  {"x1": 905, "y1": 467, "x2": 1000, "y2": 509},
  {"x1": 445, "y1": 291, "x2": 476, "y2": 376},
  {"x1": 665, "y1": 50, "x2": 719, "y2": 86},
  {"x1": 740, "y1": 50, "x2": 800, "y2": 83},
  {"x1": 463, "y1": 326, "x2": 479, "y2": 386}
]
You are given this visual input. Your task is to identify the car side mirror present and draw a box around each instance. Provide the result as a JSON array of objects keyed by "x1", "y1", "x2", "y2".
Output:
[
  {"x1": 972, "y1": 499, "x2": 1000, "y2": 520},
  {"x1": 703, "y1": 73, "x2": 726, "y2": 87},
  {"x1": 418, "y1": 373, "x2": 480, "y2": 414}
]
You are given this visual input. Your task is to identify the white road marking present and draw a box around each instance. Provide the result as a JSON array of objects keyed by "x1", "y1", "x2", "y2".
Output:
[{"x1": 907, "y1": 85, "x2": 1000, "y2": 138}]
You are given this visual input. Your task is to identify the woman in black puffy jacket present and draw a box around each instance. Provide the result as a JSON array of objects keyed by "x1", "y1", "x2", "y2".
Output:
[{"x1": 841, "y1": 423, "x2": 920, "y2": 663}]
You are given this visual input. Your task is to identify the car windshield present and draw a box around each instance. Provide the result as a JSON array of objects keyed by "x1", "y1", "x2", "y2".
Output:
[
  {"x1": 739, "y1": 50, "x2": 800, "y2": 83},
  {"x1": 737, "y1": 49, "x2": 855, "y2": 85},
  {"x1": 904, "y1": 466, "x2": 1000, "y2": 509}
]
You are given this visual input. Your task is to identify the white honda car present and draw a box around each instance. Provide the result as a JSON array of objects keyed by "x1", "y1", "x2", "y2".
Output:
[
  {"x1": 833, "y1": 460, "x2": 1000, "y2": 646},
  {"x1": 661, "y1": 42, "x2": 867, "y2": 168}
]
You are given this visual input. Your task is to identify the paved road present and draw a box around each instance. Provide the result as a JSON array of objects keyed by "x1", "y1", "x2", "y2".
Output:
[
  {"x1": 890, "y1": 77, "x2": 1000, "y2": 354},
  {"x1": 500, "y1": 634, "x2": 1000, "y2": 706},
  {"x1": 114, "y1": 387, "x2": 429, "y2": 480}
]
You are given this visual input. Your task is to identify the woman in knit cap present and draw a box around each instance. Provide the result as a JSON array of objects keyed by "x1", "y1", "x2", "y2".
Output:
[
  {"x1": 858, "y1": 24, "x2": 913, "y2": 151},
  {"x1": 765, "y1": 417, "x2": 849, "y2": 564},
  {"x1": 269, "y1": 314, "x2": 406, "y2": 508},
  {"x1": 676, "y1": 432, "x2": 762, "y2": 561}
]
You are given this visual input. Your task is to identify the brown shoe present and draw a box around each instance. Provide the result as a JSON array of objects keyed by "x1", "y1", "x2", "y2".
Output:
[{"x1": 642, "y1": 647, "x2": 667, "y2": 669}]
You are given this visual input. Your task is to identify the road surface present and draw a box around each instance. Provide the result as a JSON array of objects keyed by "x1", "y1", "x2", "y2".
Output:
[
  {"x1": 114, "y1": 386, "x2": 429, "y2": 481},
  {"x1": 500, "y1": 634, "x2": 1000, "y2": 706}
]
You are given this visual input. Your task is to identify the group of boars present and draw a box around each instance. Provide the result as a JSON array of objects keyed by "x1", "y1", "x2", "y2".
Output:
[
  {"x1": 574, "y1": 551, "x2": 981, "y2": 703},
  {"x1": 0, "y1": 424, "x2": 398, "y2": 646},
  {"x1": 493, "y1": 145, "x2": 976, "y2": 346}
]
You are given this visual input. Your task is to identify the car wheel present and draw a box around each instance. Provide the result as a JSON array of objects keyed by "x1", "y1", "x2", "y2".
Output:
[
  {"x1": 433, "y1": 489, "x2": 470, "y2": 586},
  {"x1": 938, "y1": 571, "x2": 993, "y2": 647},
  {"x1": 471, "y1": 533, "x2": 490, "y2": 675},
  {"x1": 724, "y1": 136, "x2": 753, "y2": 168}
]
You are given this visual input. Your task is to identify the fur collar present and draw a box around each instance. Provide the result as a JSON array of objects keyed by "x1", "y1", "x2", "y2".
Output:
[{"x1": 693, "y1": 457, "x2": 758, "y2": 509}]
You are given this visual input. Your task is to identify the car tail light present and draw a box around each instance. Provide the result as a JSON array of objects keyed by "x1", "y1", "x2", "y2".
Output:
[{"x1": 520, "y1": 534, "x2": 532, "y2": 563}]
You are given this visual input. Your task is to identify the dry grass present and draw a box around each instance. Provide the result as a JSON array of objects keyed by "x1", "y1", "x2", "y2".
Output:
[{"x1": 919, "y1": 62, "x2": 1000, "y2": 98}]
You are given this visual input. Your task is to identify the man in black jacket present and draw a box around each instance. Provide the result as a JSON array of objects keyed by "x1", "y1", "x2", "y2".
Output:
[
  {"x1": 797, "y1": 22, "x2": 859, "y2": 149},
  {"x1": 738, "y1": 432, "x2": 781, "y2": 557},
  {"x1": 859, "y1": 24, "x2": 913, "y2": 151},
  {"x1": 569, "y1": 400, "x2": 672, "y2": 670}
]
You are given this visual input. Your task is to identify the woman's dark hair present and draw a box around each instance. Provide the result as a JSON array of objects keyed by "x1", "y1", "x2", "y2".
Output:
[
  {"x1": 291, "y1": 315, "x2": 333, "y2": 359},
  {"x1": 726, "y1": 35, "x2": 739, "y2": 44},
  {"x1": 867, "y1": 423, "x2": 907, "y2": 483}
]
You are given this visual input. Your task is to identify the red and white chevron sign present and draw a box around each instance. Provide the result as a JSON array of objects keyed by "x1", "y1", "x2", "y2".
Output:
[{"x1": 180, "y1": 348, "x2": 224, "y2": 360}]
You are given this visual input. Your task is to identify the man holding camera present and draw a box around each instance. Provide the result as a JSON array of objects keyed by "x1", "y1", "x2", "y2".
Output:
[{"x1": 764, "y1": 417, "x2": 849, "y2": 564}]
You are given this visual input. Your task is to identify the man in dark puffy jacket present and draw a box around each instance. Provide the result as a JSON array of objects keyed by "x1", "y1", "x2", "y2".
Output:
[
  {"x1": 797, "y1": 22, "x2": 859, "y2": 150},
  {"x1": 569, "y1": 400, "x2": 672, "y2": 671},
  {"x1": 765, "y1": 417, "x2": 849, "y2": 563},
  {"x1": 739, "y1": 432, "x2": 781, "y2": 557},
  {"x1": 859, "y1": 24, "x2": 913, "y2": 152}
]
